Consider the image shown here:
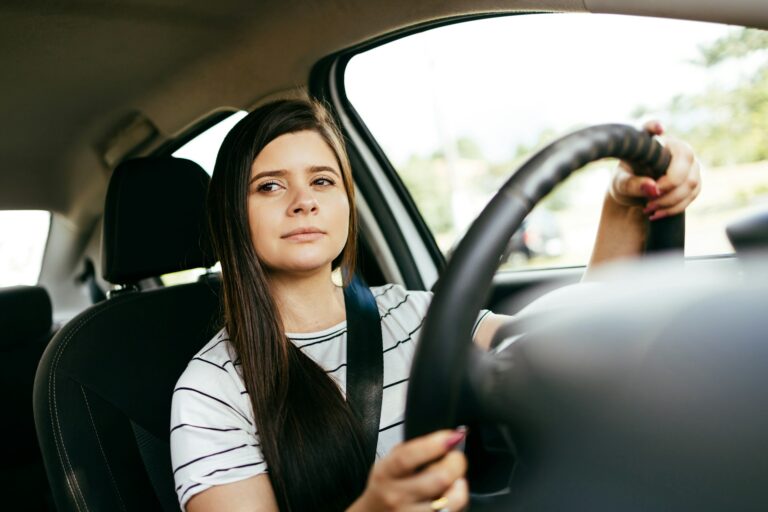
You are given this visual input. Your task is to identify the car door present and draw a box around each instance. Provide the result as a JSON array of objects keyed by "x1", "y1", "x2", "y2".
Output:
[{"x1": 311, "y1": 12, "x2": 768, "y2": 313}]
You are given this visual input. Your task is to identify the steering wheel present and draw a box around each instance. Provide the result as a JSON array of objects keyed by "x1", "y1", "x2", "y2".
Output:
[{"x1": 404, "y1": 124, "x2": 683, "y2": 506}]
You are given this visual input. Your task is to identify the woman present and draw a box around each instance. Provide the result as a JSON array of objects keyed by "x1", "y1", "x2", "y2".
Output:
[{"x1": 170, "y1": 98, "x2": 701, "y2": 512}]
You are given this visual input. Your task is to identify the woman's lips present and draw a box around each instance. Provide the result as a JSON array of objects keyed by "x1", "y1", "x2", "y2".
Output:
[{"x1": 281, "y1": 227, "x2": 326, "y2": 242}]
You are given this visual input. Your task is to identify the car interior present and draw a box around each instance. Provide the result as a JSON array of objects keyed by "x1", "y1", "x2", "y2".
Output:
[{"x1": 2, "y1": 0, "x2": 767, "y2": 510}]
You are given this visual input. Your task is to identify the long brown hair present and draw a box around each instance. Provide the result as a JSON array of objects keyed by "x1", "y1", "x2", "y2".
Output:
[{"x1": 207, "y1": 99, "x2": 369, "y2": 510}]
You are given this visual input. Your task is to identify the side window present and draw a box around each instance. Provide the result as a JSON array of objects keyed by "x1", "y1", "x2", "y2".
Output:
[
  {"x1": 0, "y1": 210, "x2": 50, "y2": 286},
  {"x1": 173, "y1": 110, "x2": 247, "y2": 175},
  {"x1": 345, "y1": 14, "x2": 768, "y2": 269}
]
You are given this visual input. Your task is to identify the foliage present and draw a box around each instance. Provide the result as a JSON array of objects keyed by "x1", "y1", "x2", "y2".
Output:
[
  {"x1": 399, "y1": 155, "x2": 454, "y2": 235},
  {"x1": 669, "y1": 68, "x2": 767, "y2": 166},
  {"x1": 636, "y1": 28, "x2": 768, "y2": 166},
  {"x1": 456, "y1": 137, "x2": 483, "y2": 159},
  {"x1": 398, "y1": 27, "x2": 768, "y2": 244},
  {"x1": 696, "y1": 28, "x2": 768, "y2": 66}
]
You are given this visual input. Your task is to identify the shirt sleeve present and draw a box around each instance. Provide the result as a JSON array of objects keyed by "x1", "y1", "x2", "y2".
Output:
[
  {"x1": 472, "y1": 308, "x2": 492, "y2": 339},
  {"x1": 170, "y1": 361, "x2": 267, "y2": 510},
  {"x1": 391, "y1": 286, "x2": 491, "y2": 340}
]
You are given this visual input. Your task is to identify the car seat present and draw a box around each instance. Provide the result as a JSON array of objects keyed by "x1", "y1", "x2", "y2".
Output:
[
  {"x1": 0, "y1": 285, "x2": 56, "y2": 510},
  {"x1": 34, "y1": 157, "x2": 219, "y2": 511}
]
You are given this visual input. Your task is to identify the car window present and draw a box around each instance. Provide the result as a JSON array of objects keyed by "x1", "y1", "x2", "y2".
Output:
[
  {"x1": 345, "y1": 13, "x2": 768, "y2": 270},
  {"x1": 172, "y1": 110, "x2": 247, "y2": 175},
  {"x1": 0, "y1": 210, "x2": 50, "y2": 286}
]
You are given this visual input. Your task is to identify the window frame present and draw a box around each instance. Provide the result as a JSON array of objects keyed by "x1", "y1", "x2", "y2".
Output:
[
  {"x1": 316, "y1": 12, "x2": 763, "y2": 277},
  {"x1": 311, "y1": 12, "x2": 543, "y2": 288}
]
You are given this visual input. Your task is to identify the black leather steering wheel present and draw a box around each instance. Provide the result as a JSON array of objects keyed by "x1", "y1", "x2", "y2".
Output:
[{"x1": 404, "y1": 124, "x2": 682, "y2": 504}]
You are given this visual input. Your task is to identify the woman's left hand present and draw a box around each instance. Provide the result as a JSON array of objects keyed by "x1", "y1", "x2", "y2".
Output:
[{"x1": 610, "y1": 120, "x2": 702, "y2": 221}]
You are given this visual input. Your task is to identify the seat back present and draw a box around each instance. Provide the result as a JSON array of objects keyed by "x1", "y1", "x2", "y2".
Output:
[
  {"x1": 0, "y1": 285, "x2": 55, "y2": 510},
  {"x1": 34, "y1": 157, "x2": 219, "y2": 511}
]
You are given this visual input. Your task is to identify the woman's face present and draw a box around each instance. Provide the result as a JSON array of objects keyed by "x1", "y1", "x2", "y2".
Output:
[{"x1": 247, "y1": 130, "x2": 350, "y2": 276}]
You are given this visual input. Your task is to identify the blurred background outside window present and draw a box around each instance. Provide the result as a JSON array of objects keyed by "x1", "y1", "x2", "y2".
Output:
[
  {"x1": 346, "y1": 14, "x2": 768, "y2": 270},
  {"x1": 0, "y1": 210, "x2": 50, "y2": 286}
]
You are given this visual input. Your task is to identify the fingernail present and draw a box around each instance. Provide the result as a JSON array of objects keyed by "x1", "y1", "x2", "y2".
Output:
[
  {"x1": 641, "y1": 183, "x2": 661, "y2": 199},
  {"x1": 649, "y1": 211, "x2": 667, "y2": 221},
  {"x1": 445, "y1": 429, "x2": 467, "y2": 450},
  {"x1": 643, "y1": 204, "x2": 657, "y2": 215}
]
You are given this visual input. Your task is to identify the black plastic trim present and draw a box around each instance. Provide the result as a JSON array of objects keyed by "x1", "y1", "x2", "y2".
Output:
[
  {"x1": 349, "y1": 139, "x2": 425, "y2": 289},
  {"x1": 37, "y1": 211, "x2": 54, "y2": 285},
  {"x1": 310, "y1": 60, "x2": 425, "y2": 290}
]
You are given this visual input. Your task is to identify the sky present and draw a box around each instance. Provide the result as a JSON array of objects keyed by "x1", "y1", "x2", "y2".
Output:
[{"x1": 345, "y1": 13, "x2": 748, "y2": 164}]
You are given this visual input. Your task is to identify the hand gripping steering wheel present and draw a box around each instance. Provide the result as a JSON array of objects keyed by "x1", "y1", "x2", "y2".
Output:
[{"x1": 404, "y1": 124, "x2": 682, "y2": 507}]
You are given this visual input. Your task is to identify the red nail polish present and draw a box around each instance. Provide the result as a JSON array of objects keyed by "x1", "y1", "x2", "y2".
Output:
[
  {"x1": 445, "y1": 429, "x2": 467, "y2": 450},
  {"x1": 650, "y1": 211, "x2": 667, "y2": 221},
  {"x1": 641, "y1": 183, "x2": 661, "y2": 199},
  {"x1": 643, "y1": 205, "x2": 657, "y2": 215}
]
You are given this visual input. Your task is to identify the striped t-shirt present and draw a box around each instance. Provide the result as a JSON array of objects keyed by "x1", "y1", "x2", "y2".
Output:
[{"x1": 170, "y1": 283, "x2": 491, "y2": 509}]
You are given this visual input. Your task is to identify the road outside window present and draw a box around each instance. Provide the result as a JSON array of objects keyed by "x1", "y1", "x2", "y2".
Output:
[
  {"x1": 345, "y1": 13, "x2": 768, "y2": 270},
  {"x1": 0, "y1": 210, "x2": 50, "y2": 286}
]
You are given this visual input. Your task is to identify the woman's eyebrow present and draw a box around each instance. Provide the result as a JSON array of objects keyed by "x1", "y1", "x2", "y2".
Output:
[
  {"x1": 308, "y1": 165, "x2": 340, "y2": 177},
  {"x1": 249, "y1": 169, "x2": 285, "y2": 185},
  {"x1": 249, "y1": 166, "x2": 340, "y2": 185}
]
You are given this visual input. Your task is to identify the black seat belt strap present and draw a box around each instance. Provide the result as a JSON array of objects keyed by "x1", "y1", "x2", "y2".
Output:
[{"x1": 344, "y1": 274, "x2": 384, "y2": 468}]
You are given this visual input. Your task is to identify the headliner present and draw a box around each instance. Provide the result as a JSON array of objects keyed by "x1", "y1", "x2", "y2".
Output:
[{"x1": 1, "y1": 0, "x2": 766, "y2": 227}]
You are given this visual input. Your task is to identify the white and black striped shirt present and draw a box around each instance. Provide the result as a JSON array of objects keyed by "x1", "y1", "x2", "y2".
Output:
[{"x1": 170, "y1": 284, "x2": 491, "y2": 509}]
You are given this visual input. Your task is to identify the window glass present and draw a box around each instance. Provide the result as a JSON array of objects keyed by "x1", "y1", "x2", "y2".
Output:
[
  {"x1": 160, "y1": 266, "x2": 217, "y2": 287},
  {"x1": 173, "y1": 110, "x2": 247, "y2": 175},
  {"x1": 0, "y1": 210, "x2": 50, "y2": 286},
  {"x1": 345, "y1": 14, "x2": 768, "y2": 269}
]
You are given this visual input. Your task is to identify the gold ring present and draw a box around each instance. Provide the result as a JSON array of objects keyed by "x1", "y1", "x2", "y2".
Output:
[{"x1": 430, "y1": 496, "x2": 450, "y2": 511}]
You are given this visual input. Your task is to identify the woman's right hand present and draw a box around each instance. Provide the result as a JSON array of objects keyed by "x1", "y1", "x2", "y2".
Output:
[{"x1": 348, "y1": 429, "x2": 469, "y2": 512}]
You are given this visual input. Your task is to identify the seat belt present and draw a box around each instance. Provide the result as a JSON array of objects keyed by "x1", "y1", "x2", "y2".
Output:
[
  {"x1": 343, "y1": 274, "x2": 384, "y2": 468},
  {"x1": 131, "y1": 420, "x2": 180, "y2": 511},
  {"x1": 134, "y1": 274, "x2": 384, "y2": 508}
]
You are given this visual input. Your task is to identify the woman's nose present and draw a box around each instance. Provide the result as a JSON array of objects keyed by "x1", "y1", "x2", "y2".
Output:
[{"x1": 289, "y1": 189, "x2": 319, "y2": 216}]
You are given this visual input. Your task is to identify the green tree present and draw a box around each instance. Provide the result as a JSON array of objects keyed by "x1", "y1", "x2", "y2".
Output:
[
  {"x1": 399, "y1": 155, "x2": 454, "y2": 235},
  {"x1": 456, "y1": 136, "x2": 484, "y2": 159},
  {"x1": 644, "y1": 28, "x2": 768, "y2": 166},
  {"x1": 696, "y1": 28, "x2": 768, "y2": 66}
]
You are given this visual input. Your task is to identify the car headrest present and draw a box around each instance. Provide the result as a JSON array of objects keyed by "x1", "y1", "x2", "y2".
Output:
[
  {"x1": 102, "y1": 157, "x2": 216, "y2": 284},
  {"x1": 0, "y1": 286, "x2": 52, "y2": 349}
]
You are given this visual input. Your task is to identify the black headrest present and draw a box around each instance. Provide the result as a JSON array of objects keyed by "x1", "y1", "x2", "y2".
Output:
[
  {"x1": 0, "y1": 285, "x2": 52, "y2": 348},
  {"x1": 102, "y1": 157, "x2": 216, "y2": 284}
]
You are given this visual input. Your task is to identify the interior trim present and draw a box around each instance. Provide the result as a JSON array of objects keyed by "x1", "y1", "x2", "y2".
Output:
[{"x1": 586, "y1": 0, "x2": 768, "y2": 29}]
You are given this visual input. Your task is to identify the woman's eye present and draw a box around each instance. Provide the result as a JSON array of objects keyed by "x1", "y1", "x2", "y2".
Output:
[
  {"x1": 313, "y1": 176, "x2": 335, "y2": 187},
  {"x1": 257, "y1": 181, "x2": 282, "y2": 192}
]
